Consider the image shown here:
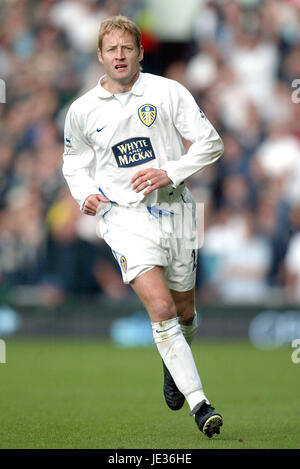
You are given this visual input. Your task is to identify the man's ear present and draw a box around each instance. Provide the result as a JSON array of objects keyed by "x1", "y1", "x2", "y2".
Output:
[
  {"x1": 139, "y1": 44, "x2": 144, "y2": 63},
  {"x1": 97, "y1": 48, "x2": 104, "y2": 64}
]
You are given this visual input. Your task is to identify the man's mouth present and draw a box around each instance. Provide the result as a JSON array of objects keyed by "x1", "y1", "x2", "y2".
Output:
[{"x1": 115, "y1": 64, "x2": 127, "y2": 70}]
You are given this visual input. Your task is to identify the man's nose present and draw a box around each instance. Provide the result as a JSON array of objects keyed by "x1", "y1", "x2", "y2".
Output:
[{"x1": 116, "y1": 47, "x2": 125, "y2": 59}]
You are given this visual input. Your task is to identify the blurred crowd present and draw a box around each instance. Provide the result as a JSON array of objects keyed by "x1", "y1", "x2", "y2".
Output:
[{"x1": 0, "y1": 0, "x2": 300, "y2": 306}]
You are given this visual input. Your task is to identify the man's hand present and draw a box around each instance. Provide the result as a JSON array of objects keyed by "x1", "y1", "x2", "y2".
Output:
[
  {"x1": 82, "y1": 194, "x2": 110, "y2": 216},
  {"x1": 131, "y1": 168, "x2": 172, "y2": 196}
]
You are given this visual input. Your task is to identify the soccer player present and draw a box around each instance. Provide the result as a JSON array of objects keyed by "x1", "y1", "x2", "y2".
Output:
[{"x1": 62, "y1": 15, "x2": 224, "y2": 438}]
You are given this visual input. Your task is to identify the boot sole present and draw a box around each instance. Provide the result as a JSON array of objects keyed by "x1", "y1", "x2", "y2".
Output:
[{"x1": 202, "y1": 414, "x2": 223, "y2": 438}]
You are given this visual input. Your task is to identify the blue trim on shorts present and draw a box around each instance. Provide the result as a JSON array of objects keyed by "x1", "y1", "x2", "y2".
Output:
[
  {"x1": 147, "y1": 206, "x2": 174, "y2": 218},
  {"x1": 97, "y1": 186, "x2": 116, "y2": 238},
  {"x1": 98, "y1": 186, "x2": 117, "y2": 204}
]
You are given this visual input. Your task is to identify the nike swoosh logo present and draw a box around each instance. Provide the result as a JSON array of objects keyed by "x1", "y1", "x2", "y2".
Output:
[
  {"x1": 96, "y1": 126, "x2": 106, "y2": 133},
  {"x1": 155, "y1": 325, "x2": 177, "y2": 334}
]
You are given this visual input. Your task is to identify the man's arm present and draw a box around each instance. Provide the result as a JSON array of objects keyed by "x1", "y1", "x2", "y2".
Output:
[
  {"x1": 62, "y1": 105, "x2": 109, "y2": 214},
  {"x1": 131, "y1": 81, "x2": 223, "y2": 195},
  {"x1": 161, "y1": 81, "x2": 224, "y2": 188}
]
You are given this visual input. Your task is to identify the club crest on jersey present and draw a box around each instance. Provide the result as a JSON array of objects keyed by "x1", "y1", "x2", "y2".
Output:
[
  {"x1": 112, "y1": 137, "x2": 156, "y2": 168},
  {"x1": 120, "y1": 256, "x2": 127, "y2": 273},
  {"x1": 138, "y1": 104, "x2": 157, "y2": 127}
]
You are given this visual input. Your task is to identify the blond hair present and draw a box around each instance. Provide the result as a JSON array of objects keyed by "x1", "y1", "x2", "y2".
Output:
[{"x1": 98, "y1": 15, "x2": 141, "y2": 51}]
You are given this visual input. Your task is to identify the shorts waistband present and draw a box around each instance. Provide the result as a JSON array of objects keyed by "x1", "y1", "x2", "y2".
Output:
[{"x1": 99, "y1": 183, "x2": 186, "y2": 215}]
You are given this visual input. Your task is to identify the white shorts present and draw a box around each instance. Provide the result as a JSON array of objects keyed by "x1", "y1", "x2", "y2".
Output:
[{"x1": 97, "y1": 188, "x2": 198, "y2": 292}]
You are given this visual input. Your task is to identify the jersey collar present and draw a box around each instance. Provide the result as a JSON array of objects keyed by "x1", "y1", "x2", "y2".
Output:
[
  {"x1": 97, "y1": 73, "x2": 145, "y2": 98},
  {"x1": 130, "y1": 73, "x2": 144, "y2": 96}
]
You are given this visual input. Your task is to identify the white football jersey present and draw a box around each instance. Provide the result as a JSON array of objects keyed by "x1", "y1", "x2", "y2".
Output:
[{"x1": 62, "y1": 72, "x2": 223, "y2": 208}]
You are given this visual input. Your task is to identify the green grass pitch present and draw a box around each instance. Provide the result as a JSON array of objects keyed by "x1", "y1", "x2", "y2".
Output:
[{"x1": 0, "y1": 339, "x2": 299, "y2": 449}]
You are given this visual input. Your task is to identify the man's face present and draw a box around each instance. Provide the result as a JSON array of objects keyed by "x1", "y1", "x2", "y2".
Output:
[{"x1": 97, "y1": 29, "x2": 144, "y2": 88}]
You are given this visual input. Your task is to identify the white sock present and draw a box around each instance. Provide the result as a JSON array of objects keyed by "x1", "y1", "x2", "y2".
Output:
[
  {"x1": 180, "y1": 311, "x2": 198, "y2": 346},
  {"x1": 152, "y1": 317, "x2": 209, "y2": 411}
]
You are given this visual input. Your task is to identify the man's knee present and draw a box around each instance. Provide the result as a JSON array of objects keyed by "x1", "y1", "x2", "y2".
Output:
[
  {"x1": 176, "y1": 302, "x2": 195, "y2": 325},
  {"x1": 150, "y1": 298, "x2": 177, "y2": 322},
  {"x1": 171, "y1": 289, "x2": 195, "y2": 325}
]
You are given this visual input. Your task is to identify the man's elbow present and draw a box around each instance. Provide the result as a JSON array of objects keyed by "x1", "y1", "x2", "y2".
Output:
[{"x1": 215, "y1": 136, "x2": 224, "y2": 161}]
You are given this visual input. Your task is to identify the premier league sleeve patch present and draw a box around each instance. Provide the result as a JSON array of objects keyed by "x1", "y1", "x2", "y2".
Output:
[
  {"x1": 138, "y1": 104, "x2": 157, "y2": 127},
  {"x1": 64, "y1": 135, "x2": 73, "y2": 154},
  {"x1": 199, "y1": 107, "x2": 208, "y2": 121},
  {"x1": 112, "y1": 137, "x2": 156, "y2": 168}
]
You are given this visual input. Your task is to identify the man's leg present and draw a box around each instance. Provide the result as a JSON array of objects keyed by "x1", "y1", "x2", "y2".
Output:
[
  {"x1": 160, "y1": 288, "x2": 198, "y2": 410},
  {"x1": 171, "y1": 288, "x2": 198, "y2": 346},
  {"x1": 131, "y1": 268, "x2": 223, "y2": 437},
  {"x1": 170, "y1": 288, "x2": 222, "y2": 438},
  {"x1": 130, "y1": 266, "x2": 208, "y2": 413}
]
